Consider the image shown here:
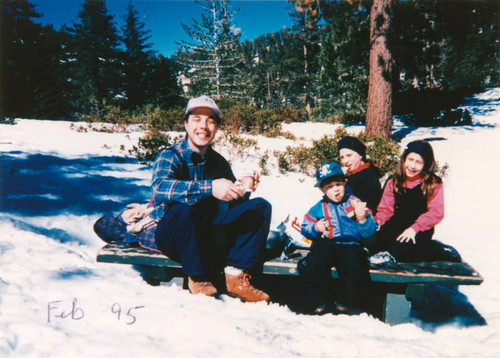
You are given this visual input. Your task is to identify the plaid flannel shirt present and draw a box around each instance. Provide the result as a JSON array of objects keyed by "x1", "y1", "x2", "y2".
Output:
[{"x1": 136, "y1": 139, "x2": 236, "y2": 250}]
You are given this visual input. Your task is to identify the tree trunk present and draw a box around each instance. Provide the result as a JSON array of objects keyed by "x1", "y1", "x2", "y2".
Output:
[{"x1": 365, "y1": 0, "x2": 393, "y2": 140}]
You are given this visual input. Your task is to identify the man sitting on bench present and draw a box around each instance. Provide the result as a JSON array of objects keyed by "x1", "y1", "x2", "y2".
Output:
[{"x1": 149, "y1": 95, "x2": 271, "y2": 302}]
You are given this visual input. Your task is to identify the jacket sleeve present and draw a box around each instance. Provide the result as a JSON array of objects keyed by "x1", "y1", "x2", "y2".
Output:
[
  {"x1": 151, "y1": 149, "x2": 212, "y2": 206},
  {"x1": 411, "y1": 182, "x2": 445, "y2": 232},
  {"x1": 374, "y1": 178, "x2": 395, "y2": 226},
  {"x1": 301, "y1": 204, "x2": 322, "y2": 241},
  {"x1": 357, "y1": 213, "x2": 378, "y2": 238}
]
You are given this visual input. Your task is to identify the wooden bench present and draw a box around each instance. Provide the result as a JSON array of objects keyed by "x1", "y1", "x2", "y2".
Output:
[{"x1": 96, "y1": 242, "x2": 483, "y2": 325}]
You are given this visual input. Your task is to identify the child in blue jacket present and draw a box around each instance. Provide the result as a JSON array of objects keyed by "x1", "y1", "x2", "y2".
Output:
[{"x1": 298, "y1": 162, "x2": 377, "y2": 315}]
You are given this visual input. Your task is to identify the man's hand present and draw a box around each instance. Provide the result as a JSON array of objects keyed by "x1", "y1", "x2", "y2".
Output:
[
  {"x1": 396, "y1": 227, "x2": 416, "y2": 244},
  {"x1": 212, "y1": 178, "x2": 245, "y2": 202}
]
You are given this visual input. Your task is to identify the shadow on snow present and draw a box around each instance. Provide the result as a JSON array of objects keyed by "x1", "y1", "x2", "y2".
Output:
[
  {"x1": 462, "y1": 95, "x2": 500, "y2": 118},
  {"x1": 254, "y1": 274, "x2": 486, "y2": 330},
  {"x1": 0, "y1": 151, "x2": 150, "y2": 216},
  {"x1": 0, "y1": 151, "x2": 150, "y2": 244}
]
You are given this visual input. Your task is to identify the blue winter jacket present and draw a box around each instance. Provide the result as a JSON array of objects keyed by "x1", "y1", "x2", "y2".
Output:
[{"x1": 301, "y1": 194, "x2": 377, "y2": 245}]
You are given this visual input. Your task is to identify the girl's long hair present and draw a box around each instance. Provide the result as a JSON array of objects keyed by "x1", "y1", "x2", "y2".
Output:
[{"x1": 393, "y1": 150, "x2": 442, "y2": 200}]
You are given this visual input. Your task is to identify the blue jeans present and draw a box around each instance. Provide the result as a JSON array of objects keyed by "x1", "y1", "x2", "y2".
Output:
[{"x1": 155, "y1": 198, "x2": 272, "y2": 276}]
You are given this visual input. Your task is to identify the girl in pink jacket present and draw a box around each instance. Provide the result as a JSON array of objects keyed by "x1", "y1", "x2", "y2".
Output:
[{"x1": 374, "y1": 140, "x2": 460, "y2": 262}]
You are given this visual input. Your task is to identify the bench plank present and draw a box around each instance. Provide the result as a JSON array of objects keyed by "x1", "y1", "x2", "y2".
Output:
[
  {"x1": 97, "y1": 242, "x2": 483, "y2": 285},
  {"x1": 97, "y1": 243, "x2": 182, "y2": 269}
]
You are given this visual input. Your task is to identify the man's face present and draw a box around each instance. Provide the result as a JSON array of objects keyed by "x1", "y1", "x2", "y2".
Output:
[
  {"x1": 320, "y1": 180, "x2": 346, "y2": 202},
  {"x1": 184, "y1": 107, "x2": 218, "y2": 153}
]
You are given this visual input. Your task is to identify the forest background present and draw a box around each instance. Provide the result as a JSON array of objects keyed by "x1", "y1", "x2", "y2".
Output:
[{"x1": 1, "y1": 0, "x2": 499, "y2": 175}]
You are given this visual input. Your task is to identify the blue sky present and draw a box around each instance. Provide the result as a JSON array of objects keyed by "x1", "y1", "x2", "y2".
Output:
[{"x1": 33, "y1": 0, "x2": 295, "y2": 57}]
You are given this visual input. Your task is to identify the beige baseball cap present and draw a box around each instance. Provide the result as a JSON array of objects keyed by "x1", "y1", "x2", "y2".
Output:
[{"x1": 185, "y1": 95, "x2": 221, "y2": 118}]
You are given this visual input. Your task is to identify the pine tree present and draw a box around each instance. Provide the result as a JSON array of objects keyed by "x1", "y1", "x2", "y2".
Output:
[
  {"x1": 121, "y1": 1, "x2": 153, "y2": 110},
  {"x1": 316, "y1": 0, "x2": 370, "y2": 123},
  {"x1": 176, "y1": 0, "x2": 244, "y2": 99},
  {"x1": 286, "y1": 0, "x2": 321, "y2": 113},
  {"x1": 147, "y1": 54, "x2": 182, "y2": 109},
  {"x1": 0, "y1": 0, "x2": 43, "y2": 118},
  {"x1": 243, "y1": 30, "x2": 288, "y2": 107},
  {"x1": 390, "y1": 0, "x2": 499, "y2": 122},
  {"x1": 240, "y1": 32, "x2": 285, "y2": 107},
  {"x1": 287, "y1": 0, "x2": 321, "y2": 112},
  {"x1": 437, "y1": 0, "x2": 499, "y2": 92},
  {"x1": 32, "y1": 26, "x2": 77, "y2": 119},
  {"x1": 239, "y1": 25, "x2": 322, "y2": 110},
  {"x1": 66, "y1": 0, "x2": 121, "y2": 115}
]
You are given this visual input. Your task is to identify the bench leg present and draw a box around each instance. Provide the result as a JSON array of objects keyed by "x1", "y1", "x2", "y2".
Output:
[
  {"x1": 383, "y1": 293, "x2": 411, "y2": 325},
  {"x1": 142, "y1": 266, "x2": 186, "y2": 288},
  {"x1": 159, "y1": 275, "x2": 187, "y2": 288},
  {"x1": 382, "y1": 284, "x2": 426, "y2": 325}
]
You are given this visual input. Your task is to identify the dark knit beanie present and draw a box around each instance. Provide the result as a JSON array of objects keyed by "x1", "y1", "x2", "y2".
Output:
[
  {"x1": 337, "y1": 136, "x2": 366, "y2": 158},
  {"x1": 403, "y1": 140, "x2": 434, "y2": 167}
]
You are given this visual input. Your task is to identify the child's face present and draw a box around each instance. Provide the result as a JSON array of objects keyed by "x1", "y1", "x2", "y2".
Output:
[
  {"x1": 404, "y1": 152, "x2": 424, "y2": 178},
  {"x1": 320, "y1": 180, "x2": 346, "y2": 202},
  {"x1": 339, "y1": 148, "x2": 363, "y2": 173}
]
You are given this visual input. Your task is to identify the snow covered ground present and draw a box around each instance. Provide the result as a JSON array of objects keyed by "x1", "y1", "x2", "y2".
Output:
[{"x1": 1, "y1": 89, "x2": 499, "y2": 357}]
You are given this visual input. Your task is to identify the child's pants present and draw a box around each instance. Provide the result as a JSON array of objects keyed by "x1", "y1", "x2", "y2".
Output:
[
  {"x1": 298, "y1": 239, "x2": 370, "y2": 308},
  {"x1": 154, "y1": 197, "x2": 271, "y2": 276}
]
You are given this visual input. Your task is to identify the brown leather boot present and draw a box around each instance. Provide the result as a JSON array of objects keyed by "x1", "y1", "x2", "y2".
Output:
[
  {"x1": 188, "y1": 276, "x2": 218, "y2": 297},
  {"x1": 225, "y1": 272, "x2": 269, "y2": 303}
]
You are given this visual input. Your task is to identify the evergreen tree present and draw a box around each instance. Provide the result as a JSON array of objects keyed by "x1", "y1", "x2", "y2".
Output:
[
  {"x1": 316, "y1": 0, "x2": 370, "y2": 123},
  {"x1": 176, "y1": 0, "x2": 244, "y2": 99},
  {"x1": 32, "y1": 26, "x2": 77, "y2": 119},
  {"x1": 391, "y1": 1, "x2": 443, "y2": 93},
  {"x1": 242, "y1": 30, "x2": 290, "y2": 107},
  {"x1": 147, "y1": 53, "x2": 182, "y2": 109},
  {"x1": 66, "y1": 0, "x2": 121, "y2": 115},
  {"x1": 241, "y1": 27, "x2": 318, "y2": 109},
  {"x1": 287, "y1": 0, "x2": 321, "y2": 113},
  {"x1": 121, "y1": 1, "x2": 153, "y2": 110},
  {"x1": 436, "y1": 0, "x2": 499, "y2": 92},
  {"x1": 0, "y1": 0, "x2": 43, "y2": 118},
  {"x1": 1, "y1": 0, "x2": 76, "y2": 119},
  {"x1": 390, "y1": 0, "x2": 499, "y2": 123},
  {"x1": 256, "y1": 33, "x2": 285, "y2": 107}
]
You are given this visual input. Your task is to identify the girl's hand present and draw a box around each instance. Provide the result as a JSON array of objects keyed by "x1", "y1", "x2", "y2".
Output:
[
  {"x1": 397, "y1": 227, "x2": 416, "y2": 244},
  {"x1": 351, "y1": 200, "x2": 367, "y2": 223},
  {"x1": 315, "y1": 219, "x2": 329, "y2": 233}
]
